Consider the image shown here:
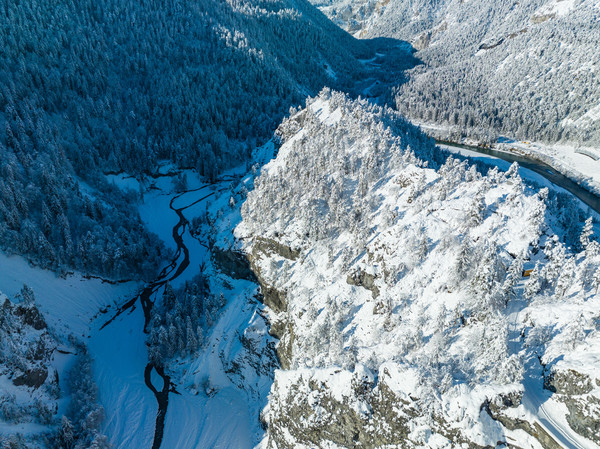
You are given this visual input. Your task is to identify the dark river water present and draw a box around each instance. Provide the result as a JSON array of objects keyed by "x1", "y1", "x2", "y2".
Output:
[{"x1": 436, "y1": 139, "x2": 600, "y2": 215}]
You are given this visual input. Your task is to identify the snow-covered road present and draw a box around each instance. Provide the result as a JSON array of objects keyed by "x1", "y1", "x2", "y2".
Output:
[
  {"x1": 521, "y1": 384, "x2": 594, "y2": 449},
  {"x1": 507, "y1": 285, "x2": 599, "y2": 449}
]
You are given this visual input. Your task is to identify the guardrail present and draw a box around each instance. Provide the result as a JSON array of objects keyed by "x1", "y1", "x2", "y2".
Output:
[{"x1": 575, "y1": 148, "x2": 600, "y2": 161}]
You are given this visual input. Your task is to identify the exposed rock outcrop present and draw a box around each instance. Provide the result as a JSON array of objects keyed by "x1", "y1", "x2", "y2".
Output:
[
  {"x1": 267, "y1": 372, "x2": 416, "y2": 449},
  {"x1": 14, "y1": 303, "x2": 47, "y2": 330},
  {"x1": 546, "y1": 368, "x2": 600, "y2": 445},
  {"x1": 346, "y1": 269, "x2": 379, "y2": 299},
  {"x1": 12, "y1": 368, "x2": 48, "y2": 389},
  {"x1": 483, "y1": 391, "x2": 563, "y2": 449},
  {"x1": 245, "y1": 238, "x2": 301, "y2": 368},
  {"x1": 212, "y1": 247, "x2": 257, "y2": 282}
]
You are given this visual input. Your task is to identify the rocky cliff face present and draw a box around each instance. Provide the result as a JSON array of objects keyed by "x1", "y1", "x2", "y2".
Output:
[
  {"x1": 545, "y1": 368, "x2": 600, "y2": 445},
  {"x1": 0, "y1": 290, "x2": 60, "y2": 442}
]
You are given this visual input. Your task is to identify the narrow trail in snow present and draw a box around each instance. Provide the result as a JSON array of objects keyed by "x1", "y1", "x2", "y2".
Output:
[
  {"x1": 99, "y1": 183, "x2": 223, "y2": 449},
  {"x1": 507, "y1": 285, "x2": 595, "y2": 449}
]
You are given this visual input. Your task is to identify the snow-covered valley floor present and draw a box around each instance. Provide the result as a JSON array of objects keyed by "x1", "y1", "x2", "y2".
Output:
[
  {"x1": 93, "y1": 170, "x2": 271, "y2": 449},
  {"x1": 0, "y1": 163, "x2": 273, "y2": 448}
]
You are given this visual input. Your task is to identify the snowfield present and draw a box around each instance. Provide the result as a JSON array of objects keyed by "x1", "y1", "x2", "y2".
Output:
[
  {"x1": 1, "y1": 161, "x2": 274, "y2": 448},
  {"x1": 0, "y1": 252, "x2": 139, "y2": 445}
]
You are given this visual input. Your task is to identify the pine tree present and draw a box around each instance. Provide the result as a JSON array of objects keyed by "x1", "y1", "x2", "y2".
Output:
[
  {"x1": 174, "y1": 172, "x2": 188, "y2": 193},
  {"x1": 525, "y1": 266, "x2": 541, "y2": 302},
  {"x1": 186, "y1": 316, "x2": 198, "y2": 355},
  {"x1": 88, "y1": 435, "x2": 111, "y2": 449},
  {"x1": 455, "y1": 237, "x2": 472, "y2": 283},
  {"x1": 465, "y1": 189, "x2": 485, "y2": 229},
  {"x1": 593, "y1": 267, "x2": 600, "y2": 294},
  {"x1": 580, "y1": 217, "x2": 594, "y2": 250},
  {"x1": 157, "y1": 326, "x2": 169, "y2": 361},
  {"x1": 555, "y1": 256, "x2": 575, "y2": 299},
  {"x1": 501, "y1": 254, "x2": 524, "y2": 302},
  {"x1": 163, "y1": 283, "x2": 176, "y2": 311},
  {"x1": 19, "y1": 284, "x2": 35, "y2": 305},
  {"x1": 542, "y1": 238, "x2": 565, "y2": 289},
  {"x1": 196, "y1": 325, "x2": 205, "y2": 347},
  {"x1": 58, "y1": 416, "x2": 75, "y2": 449}
]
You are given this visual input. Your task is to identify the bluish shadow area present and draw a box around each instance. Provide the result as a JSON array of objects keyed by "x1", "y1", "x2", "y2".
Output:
[
  {"x1": 346, "y1": 37, "x2": 422, "y2": 106},
  {"x1": 497, "y1": 136, "x2": 519, "y2": 144}
]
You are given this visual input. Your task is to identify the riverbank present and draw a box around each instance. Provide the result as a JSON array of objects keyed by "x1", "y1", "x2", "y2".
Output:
[
  {"x1": 495, "y1": 139, "x2": 600, "y2": 196},
  {"x1": 414, "y1": 122, "x2": 600, "y2": 198},
  {"x1": 437, "y1": 140, "x2": 600, "y2": 219}
]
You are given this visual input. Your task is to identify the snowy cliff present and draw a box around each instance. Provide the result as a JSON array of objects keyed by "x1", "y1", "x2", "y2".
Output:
[{"x1": 238, "y1": 90, "x2": 600, "y2": 448}]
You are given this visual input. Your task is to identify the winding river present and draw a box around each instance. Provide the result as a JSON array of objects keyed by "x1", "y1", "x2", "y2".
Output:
[
  {"x1": 437, "y1": 139, "x2": 600, "y2": 214},
  {"x1": 100, "y1": 184, "x2": 221, "y2": 449}
]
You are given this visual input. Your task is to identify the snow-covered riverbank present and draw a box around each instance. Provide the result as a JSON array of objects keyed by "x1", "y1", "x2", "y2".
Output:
[{"x1": 416, "y1": 121, "x2": 600, "y2": 197}]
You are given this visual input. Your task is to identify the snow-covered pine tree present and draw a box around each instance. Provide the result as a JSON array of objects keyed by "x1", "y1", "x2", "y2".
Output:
[
  {"x1": 525, "y1": 265, "x2": 541, "y2": 302},
  {"x1": 580, "y1": 217, "x2": 594, "y2": 251}
]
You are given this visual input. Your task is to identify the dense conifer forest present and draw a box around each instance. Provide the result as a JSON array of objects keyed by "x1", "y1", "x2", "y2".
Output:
[{"x1": 0, "y1": 0, "x2": 368, "y2": 277}]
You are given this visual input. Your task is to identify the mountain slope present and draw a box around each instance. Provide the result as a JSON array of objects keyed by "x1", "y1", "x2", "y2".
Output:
[
  {"x1": 310, "y1": 0, "x2": 600, "y2": 148},
  {"x1": 1, "y1": 0, "x2": 367, "y2": 176},
  {"x1": 0, "y1": 0, "x2": 369, "y2": 277},
  {"x1": 238, "y1": 90, "x2": 600, "y2": 448}
]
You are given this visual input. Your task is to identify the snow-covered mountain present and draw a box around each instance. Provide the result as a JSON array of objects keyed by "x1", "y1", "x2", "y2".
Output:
[
  {"x1": 311, "y1": 0, "x2": 600, "y2": 150},
  {"x1": 309, "y1": 0, "x2": 389, "y2": 36},
  {"x1": 2, "y1": 0, "x2": 600, "y2": 448},
  {"x1": 237, "y1": 90, "x2": 600, "y2": 448},
  {"x1": 0, "y1": 0, "x2": 375, "y2": 444}
]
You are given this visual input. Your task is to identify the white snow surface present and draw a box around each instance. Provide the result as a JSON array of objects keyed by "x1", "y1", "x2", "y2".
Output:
[
  {"x1": 0, "y1": 253, "x2": 138, "y2": 338},
  {"x1": 94, "y1": 164, "x2": 274, "y2": 449},
  {"x1": 533, "y1": 0, "x2": 577, "y2": 19},
  {"x1": 0, "y1": 252, "x2": 139, "y2": 443}
]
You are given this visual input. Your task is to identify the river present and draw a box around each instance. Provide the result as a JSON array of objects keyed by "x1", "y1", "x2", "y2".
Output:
[
  {"x1": 436, "y1": 139, "x2": 600, "y2": 215},
  {"x1": 98, "y1": 184, "x2": 222, "y2": 449}
]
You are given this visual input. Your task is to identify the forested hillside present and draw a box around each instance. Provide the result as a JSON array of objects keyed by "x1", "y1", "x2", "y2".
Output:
[
  {"x1": 311, "y1": 0, "x2": 600, "y2": 147},
  {"x1": 0, "y1": 287, "x2": 110, "y2": 449},
  {"x1": 238, "y1": 90, "x2": 600, "y2": 447},
  {"x1": 0, "y1": 0, "x2": 368, "y2": 277}
]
